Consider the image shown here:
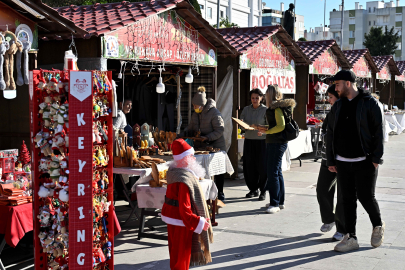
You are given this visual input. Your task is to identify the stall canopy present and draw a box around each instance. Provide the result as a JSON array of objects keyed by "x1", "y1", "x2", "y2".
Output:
[
  {"x1": 372, "y1": 55, "x2": 400, "y2": 80},
  {"x1": 0, "y1": 0, "x2": 89, "y2": 41},
  {"x1": 48, "y1": 0, "x2": 238, "y2": 60},
  {"x1": 343, "y1": 49, "x2": 378, "y2": 78},
  {"x1": 395, "y1": 61, "x2": 405, "y2": 82},
  {"x1": 297, "y1": 40, "x2": 352, "y2": 75},
  {"x1": 217, "y1": 25, "x2": 311, "y2": 94}
]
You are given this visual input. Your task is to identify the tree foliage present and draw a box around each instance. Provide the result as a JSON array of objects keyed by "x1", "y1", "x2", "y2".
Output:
[
  {"x1": 363, "y1": 26, "x2": 399, "y2": 56},
  {"x1": 298, "y1": 37, "x2": 307, "y2": 41},
  {"x1": 189, "y1": 0, "x2": 201, "y2": 14},
  {"x1": 212, "y1": 17, "x2": 239, "y2": 28}
]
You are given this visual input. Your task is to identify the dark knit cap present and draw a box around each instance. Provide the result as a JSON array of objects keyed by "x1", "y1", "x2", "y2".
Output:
[{"x1": 192, "y1": 86, "x2": 207, "y2": 106}]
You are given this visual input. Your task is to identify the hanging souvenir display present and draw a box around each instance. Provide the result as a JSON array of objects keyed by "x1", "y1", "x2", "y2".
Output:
[{"x1": 30, "y1": 69, "x2": 114, "y2": 270}]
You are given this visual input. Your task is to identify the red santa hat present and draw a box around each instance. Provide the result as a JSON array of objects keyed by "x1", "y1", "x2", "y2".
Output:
[{"x1": 172, "y1": 139, "x2": 194, "y2": 161}]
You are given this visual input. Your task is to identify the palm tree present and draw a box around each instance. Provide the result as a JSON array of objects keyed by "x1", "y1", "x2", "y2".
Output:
[{"x1": 213, "y1": 17, "x2": 239, "y2": 28}]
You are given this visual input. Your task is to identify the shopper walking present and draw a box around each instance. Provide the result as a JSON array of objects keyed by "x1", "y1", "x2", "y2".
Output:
[
  {"x1": 257, "y1": 85, "x2": 296, "y2": 214},
  {"x1": 326, "y1": 70, "x2": 385, "y2": 252},
  {"x1": 240, "y1": 89, "x2": 268, "y2": 200},
  {"x1": 316, "y1": 84, "x2": 345, "y2": 241}
]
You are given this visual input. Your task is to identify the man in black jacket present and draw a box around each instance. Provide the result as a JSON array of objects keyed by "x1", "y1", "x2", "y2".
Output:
[{"x1": 326, "y1": 70, "x2": 385, "y2": 253}]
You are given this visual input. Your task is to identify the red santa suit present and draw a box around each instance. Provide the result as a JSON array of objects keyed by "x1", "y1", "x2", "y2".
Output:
[
  {"x1": 161, "y1": 182, "x2": 205, "y2": 270},
  {"x1": 161, "y1": 139, "x2": 207, "y2": 270}
]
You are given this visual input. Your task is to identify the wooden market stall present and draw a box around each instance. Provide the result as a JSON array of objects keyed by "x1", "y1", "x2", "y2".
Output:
[
  {"x1": 343, "y1": 49, "x2": 379, "y2": 93},
  {"x1": 296, "y1": 40, "x2": 352, "y2": 128},
  {"x1": 372, "y1": 56, "x2": 400, "y2": 108},
  {"x1": 0, "y1": 0, "x2": 86, "y2": 150},
  {"x1": 216, "y1": 25, "x2": 312, "y2": 176},
  {"x1": 395, "y1": 61, "x2": 405, "y2": 109},
  {"x1": 37, "y1": 0, "x2": 238, "y2": 137}
]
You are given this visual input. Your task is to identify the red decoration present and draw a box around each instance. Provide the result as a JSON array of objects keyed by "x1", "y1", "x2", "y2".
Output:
[{"x1": 18, "y1": 141, "x2": 31, "y2": 166}]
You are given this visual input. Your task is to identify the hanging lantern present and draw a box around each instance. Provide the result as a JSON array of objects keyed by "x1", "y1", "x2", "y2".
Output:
[
  {"x1": 185, "y1": 67, "x2": 193, "y2": 83},
  {"x1": 3, "y1": 90, "x2": 17, "y2": 99},
  {"x1": 156, "y1": 66, "x2": 165, "y2": 93}
]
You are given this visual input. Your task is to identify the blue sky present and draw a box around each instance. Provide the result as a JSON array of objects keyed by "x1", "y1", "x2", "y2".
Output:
[{"x1": 263, "y1": 0, "x2": 370, "y2": 30}]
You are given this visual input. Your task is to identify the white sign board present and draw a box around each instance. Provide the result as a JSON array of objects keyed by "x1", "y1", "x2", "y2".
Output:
[
  {"x1": 250, "y1": 68, "x2": 296, "y2": 94},
  {"x1": 70, "y1": 71, "x2": 92, "y2": 102}
]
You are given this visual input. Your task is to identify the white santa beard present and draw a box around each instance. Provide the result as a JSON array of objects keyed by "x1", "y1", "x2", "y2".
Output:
[{"x1": 170, "y1": 156, "x2": 206, "y2": 179}]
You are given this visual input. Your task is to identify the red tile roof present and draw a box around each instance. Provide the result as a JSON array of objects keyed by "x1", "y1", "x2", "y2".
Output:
[
  {"x1": 396, "y1": 61, "x2": 405, "y2": 75},
  {"x1": 217, "y1": 26, "x2": 279, "y2": 54},
  {"x1": 372, "y1": 55, "x2": 400, "y2": 75},
  {"x1": 217, "y1": 25, "x2": 311, "y2": 65},
  {"x1": 56, "y1": 0, "x2": 182, "y2": 38},
  {"x1": 343, "y1": 49, "x2": 378, "y2": 73},
  {"x1": 297, "y1": 40, "x2": 352, "y2": 69}
]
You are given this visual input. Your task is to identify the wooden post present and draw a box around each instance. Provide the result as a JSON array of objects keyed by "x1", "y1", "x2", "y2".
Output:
[
  {"x1": 228, "y1": 57, "x2": 240, "y2": 179},
  {"x1": 176, "y1": 74, "x2": 181, "y2": 133},
  {"x1": 188, "y1": 81, "x2": 192, "y2": 125},
  {"x1": 372, "y1": 72, "x2": 377, "y2": 93},
  {"x1": 295, "y1": 65, "x2": 309, "y2": 129},
  {"x1": 390, "y1": 74, "x2": 396, "y2": 108}
]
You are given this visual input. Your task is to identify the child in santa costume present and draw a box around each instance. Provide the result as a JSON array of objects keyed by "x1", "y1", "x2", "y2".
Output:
[{"x1": 161, "y1": 139, "x2": 213, "y2": 270}]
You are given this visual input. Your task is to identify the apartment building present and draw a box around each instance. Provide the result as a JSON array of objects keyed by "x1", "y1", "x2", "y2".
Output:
[
  {"x1": 305, "y1": 26, "x2": 334, "y2": 41},
  {"x1": 329, "y1": 1, "x2": 403, "y2": 60},
  {"x1": 198, "y1": 0, "x2": 263, "y2": 27},
  {"x1": 262, "y1": 3, "x2": 305, "y2": 40}
]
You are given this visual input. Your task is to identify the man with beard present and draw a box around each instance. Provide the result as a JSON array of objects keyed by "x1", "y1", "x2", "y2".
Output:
[
  {"x1": 161, "y1": 139, "x2": 213, "y2": 269},
  {"x1": 326, "y1": 70, "x2": 385, "y2": 252}
]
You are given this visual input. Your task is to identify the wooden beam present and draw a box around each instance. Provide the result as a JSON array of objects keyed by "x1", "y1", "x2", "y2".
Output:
[{"x1": 295, "y1": 65, "x2": 309, "y2": 129}]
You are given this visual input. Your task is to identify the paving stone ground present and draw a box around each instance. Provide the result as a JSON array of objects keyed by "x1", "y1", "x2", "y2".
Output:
[{"x1": 113, "y1": 134, "x2": 405, "y2": 270}]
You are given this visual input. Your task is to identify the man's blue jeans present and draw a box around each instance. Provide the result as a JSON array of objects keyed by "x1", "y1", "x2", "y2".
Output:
[{"x1": 265, "y1": 143, "x2": 288, "y2": 207}]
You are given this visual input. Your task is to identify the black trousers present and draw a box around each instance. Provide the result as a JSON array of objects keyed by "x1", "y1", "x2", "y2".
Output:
[
  {"x1": 316, "y1": 160, "x2": 345, "y2": 233},
  {"x1": 215, "y1": 173, "x2": 225, "y2": 194},
  {"x1": 336, "y1": 159, "x2": 382, "y2": 235},
  {"x1": 243, "y1": 139, "x2": 267, "y2": 192}
]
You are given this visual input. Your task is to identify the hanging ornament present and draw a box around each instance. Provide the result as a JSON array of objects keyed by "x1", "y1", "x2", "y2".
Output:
[
  {"x1": 185, "y1": 67, "x2": 193, "y2": 83},
  {"x1": 156, "y1": 66, "x2": 165, "y2": 93}
]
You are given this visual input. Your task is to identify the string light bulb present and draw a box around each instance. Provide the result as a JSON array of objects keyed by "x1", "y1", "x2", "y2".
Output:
[
  {"x1": 185, "y1": 67, "x2": 193, "y2": 83},
  {"x1": 156, "y1": 66, "x2": 165, "y2": 93}
]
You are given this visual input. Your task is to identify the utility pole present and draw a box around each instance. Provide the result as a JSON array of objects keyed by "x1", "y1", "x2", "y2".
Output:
[
  {"x1": 216, "y1": 0, "x2": 221, "y2": 29},
  {"x1": 341, "y1": 0, "x2": 344, "y2": 48},
  {"x1": 323, "y1": 0, "x2": 326, "y2": 40}
]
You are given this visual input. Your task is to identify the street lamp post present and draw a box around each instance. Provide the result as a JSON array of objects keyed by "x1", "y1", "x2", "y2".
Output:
[
  {"x1": 293, "y1": 0, "x2": 296, "y2": 40},
  {"x1": 341, "y1": 0, "x2": 344, "y2": 48}
]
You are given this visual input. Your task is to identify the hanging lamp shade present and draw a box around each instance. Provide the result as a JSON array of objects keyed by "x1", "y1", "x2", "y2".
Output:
[
  {"x1": 185, "y1": 67, "x2": 193, "y2": 83},
  {"x1": 156, "y1": 76, "x2": 165, "y2": 93}
]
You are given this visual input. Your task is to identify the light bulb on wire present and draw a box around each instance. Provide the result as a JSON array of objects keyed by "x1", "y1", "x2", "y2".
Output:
[
  {"x1": 185, "y1": 67, "x2": 193, "y2": 83},
  {"x1": 156, "y1": 66, "x2": 165, "y2": 93}
]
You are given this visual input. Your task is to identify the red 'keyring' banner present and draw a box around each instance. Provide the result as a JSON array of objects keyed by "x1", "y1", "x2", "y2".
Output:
[
  {"x1": 69, "y1": 71, "x2": 93, "y2": 269},
  {"x1": 309, "y1": 49, "x2": 340, "y2": 75},
  {"x1": 377, "y1": 65, "x2": 391, "y2": 80}
]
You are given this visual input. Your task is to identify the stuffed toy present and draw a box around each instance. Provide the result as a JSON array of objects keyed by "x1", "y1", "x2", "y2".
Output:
[
  {"x1": 38, "y1": 185, "x2": 54, "y2": 197},
  {"x1": 59, "y1": 188, "x2": 68, "y2": 202},
  {"x1": 0, "y1": 33, "x2": 7, "y2": 90},
  {"x1": 4, "y1": 31, "x2": 20, "y2": 90},
  {"x1": 56, "y1": 105, "x2": 67, "y2": 133},
  {"x1": 38, "y1": 231, "x2": 52, "y2": 253},
  {"x1": 39, "y1": 158, "x2": 50, "y2": 173},
  {"x1": 22, "y1": 40, "x2": 31, "y2": 85},
  {"x1": 16, "y1": 40, "x2": 24, "y2": 86},
  {"x1": 37, "y1": 206, "x2": 52, "y2": 227},
  {"x1": 49, "y1": 156, "x2": 61, "y2": 184},
  {"x1": 34, "y1": 131, "x2": 52, "y2": 156}
]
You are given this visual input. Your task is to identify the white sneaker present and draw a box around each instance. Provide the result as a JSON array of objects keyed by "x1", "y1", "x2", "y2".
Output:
[
  {"x1": 334, "y1": 234, "x2": 359, "y2": 252},
  {"x1": 333, "y1": 231, "x2": 345, "y2": 241},
  {"x1": 265, "y1": 206, "x2": 280, "y2": 214},
  {"x1": 371, "y1": 220, "x2": 385, "y2": 248},
  {"x1": 320, "y1": 222, "x2": 335, "y2": 232},
  {"x1": 265, "y1": 203, "x2": 285, "y2": 209}
]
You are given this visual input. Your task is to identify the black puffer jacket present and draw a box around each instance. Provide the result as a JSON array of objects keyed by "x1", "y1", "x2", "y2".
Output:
[
  {"x1": 326, "y1": 88, "x2": 385, "y2": 166},
  {"x1": 265, "y1": 99, "x2": 296, "y2": 144}
]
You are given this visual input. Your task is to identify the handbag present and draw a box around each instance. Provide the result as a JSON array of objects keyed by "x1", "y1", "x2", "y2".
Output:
[{"x1": 279, "y1": 108, "x2": 299, "y2": 142}]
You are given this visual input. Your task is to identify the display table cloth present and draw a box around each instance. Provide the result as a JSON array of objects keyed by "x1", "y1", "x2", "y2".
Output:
[
  {"x1": 395, "y1": 113, "x2": 405, "y2": 131},
  {"x1": 0, "y1": 203, "x2": 33, "y2": 248},
  {"x1": 238, "y1": 130, "x2": 313, "y2": 171},
  {"x1": 385, "y1": 114, "x2": 404, "y2": 134},
  {"x1": 113, "y1": 151, "x2": 234, "y2": 192},
  {"x1": 136, "y1": 179, "x2": 218, "y2": 209}
]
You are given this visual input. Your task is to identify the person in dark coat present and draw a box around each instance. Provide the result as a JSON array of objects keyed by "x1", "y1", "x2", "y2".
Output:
[
  {"x1": 316, "y1": 84, "x2": 345, "y2": 241},
  {"x1": 283, "y1": 3, "x2": 295, "y2": 38},
  {"x1": 185, "y1": 86, "x2": 226, "y2": 202}
]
